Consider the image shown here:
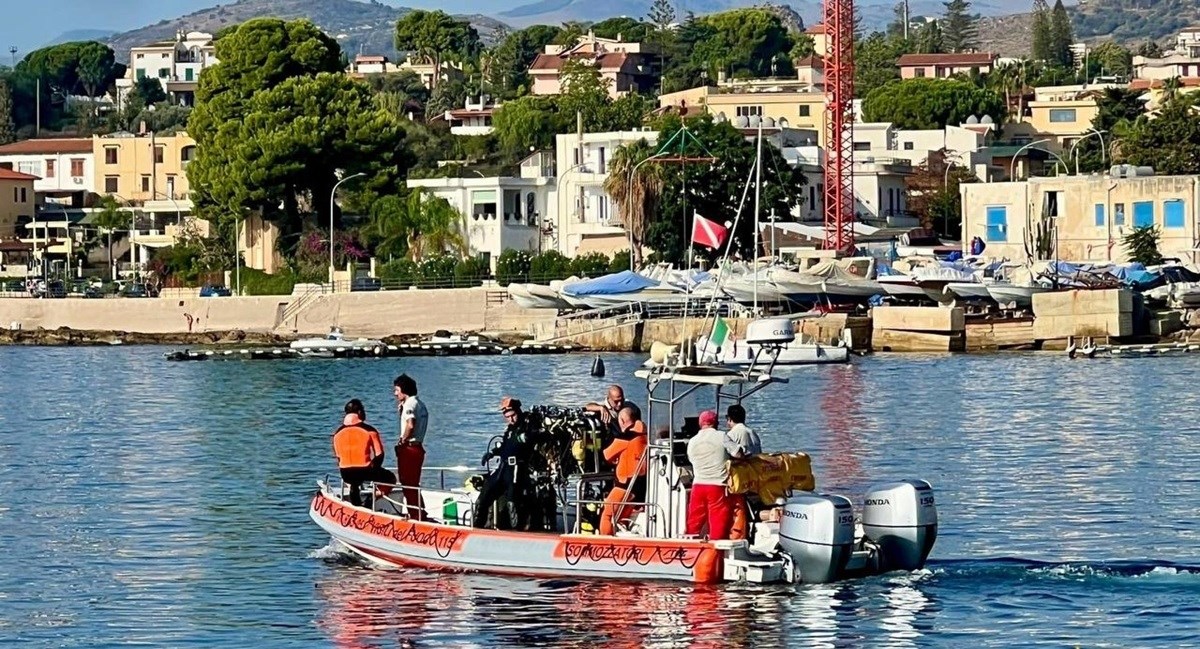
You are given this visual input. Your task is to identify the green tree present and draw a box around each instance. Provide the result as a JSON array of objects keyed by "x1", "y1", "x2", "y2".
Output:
[
  {"x1": 1049, "y1": 0, "x2": 1074, "y2": 68},
  {"x1": 915, "y1": 20, "x2": 945, "y2": 54},
  {"x1": 887, "y1": 2, "x2": 910, "y2": 39},
  {"x1": 394, "y1": 10, "x2": 481, "y2": 89},
  {"x1": 362, "y1": 71, "x2": 430, "y2": 110},
  {"x1": 604, "y1": 139, "x2": 664, "y2": 267},
  {"x1": 492, "y1": 95, "x2": 564, "y2": 157},
  {"x1": 426, "y1": 76, "x2": 467, "y2": 117},
  {"x1": 862, "y1": 78, "x2": 1005, "y2": 129},
  {"x1": 855, "y1": 33, "x2": 911, "y2": 98},
  {"x1": 606, "y1": 93, "x2": 651, "y2": 130},
  {"x1": 1091, "y1": 42, "x2": 1132, "y2": 77},
  {"x1": 1031, "y1": 0, "x2": 1052, "y2": 63},
  {"x1": 559, "y1": 59, "x2": 612, "y2": 127},
  {"x1": 127, "y1": 104, "x2": 192, "y2": 134},
  {"x1": 129, "y1": 76, "x2": 168, "y2": 108},
  {"x1": 647, "y1": 0, "x2": 677, "y2": 31},
  {"x1": 905, "y1": 150, "x2": 976, "y2": 237},
  {"x1": 0, "y1": 81, "x2": 14, "y2": 145},
  {"x1": 1120, "y1": 98, "x2": 1200, "y2": 175},
  {"x1": 75, "y1": 43, "x2": 120, "y2": 99},
  {"x1": 941, "y1": 0, "x2": 977, "y2": 53},
  {"x1": 1074, "y1": 87, "x2": 1144, "y2": 172},
  {"x1": 590, "y1": 17, "x2": 652, "y2": 43},
  {"x1": 790, "y1": 34, "x2": 817, "y2": 61},
  {"x1": 1136, "y1": 41, "x2": 1163, "y2": 58},
  {"x1": 555, "y1": 22, "x2": 587, "y2": 46},
  {"x1": 366, "y1": 190, "x2": 467, "y2": 261},
  {"x1": 482, "y1": 24, "x2": 562, "y2": 97},
  {"x1": 1123, "y1": 226, "x2": 1163, "y2": 266},
  {"x1": 694, "y1": 8, "x2": 794, "y2": 78},
  {"x1": 17, "y1": 41, "x2": 122, "y2": 98}
]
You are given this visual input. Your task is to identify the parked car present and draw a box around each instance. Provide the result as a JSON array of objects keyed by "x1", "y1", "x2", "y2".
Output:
[
  {"x1": 121, "y1": 283, "x2": 150, "y2": 298},
  {"x1": 36, "y1": 280, "x2": 66, "y2": 298},
  {"x1": 350, "y1": 276, "x2": 382, "y2": 292},
  {"x1": 200, "y1": 285, "x2": 232, "y2": 297}
]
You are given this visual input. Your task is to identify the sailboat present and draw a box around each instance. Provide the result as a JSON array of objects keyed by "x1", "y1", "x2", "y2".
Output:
[{"x1": 700, "y1": 125, "x2": 850, "y2": 366}]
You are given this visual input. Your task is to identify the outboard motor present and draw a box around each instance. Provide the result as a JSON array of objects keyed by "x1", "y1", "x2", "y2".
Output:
[
  {"x1": 778, "y1": 494, "x2": 856, "y2": 583},
  {"x1": 862, "y1": 480, "x2": 938, "y2": 572}
]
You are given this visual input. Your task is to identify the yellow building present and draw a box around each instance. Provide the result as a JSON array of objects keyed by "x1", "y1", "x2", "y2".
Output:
[
  {"x1": 0, "y1": 167, "x2": 38, "y2": 238},
  {"x1": 1002, "y1": 85, "x2": 1119, "y2": 157},
  {"x1": 658, "y1": 83, "x2": 827, "y2": 144},
  {"x1": 93, "y1": 131, "x2": 196, "y2": 205},
  {"x1": 961, "y1": 172, "x2": 1200, "y2": 264}
]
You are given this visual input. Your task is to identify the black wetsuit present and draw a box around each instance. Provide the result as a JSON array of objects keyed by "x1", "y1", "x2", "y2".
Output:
[{"x1": 473, "y1": 416, "x2": 538, "y2": 530}]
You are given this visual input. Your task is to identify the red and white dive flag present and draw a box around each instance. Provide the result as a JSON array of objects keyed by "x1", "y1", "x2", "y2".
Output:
[{"x1": 691, "y1": 213, "x2": 728, "y2": 249}]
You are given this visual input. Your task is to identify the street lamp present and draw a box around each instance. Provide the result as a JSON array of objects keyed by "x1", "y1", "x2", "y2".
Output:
[
  {"x1": 1008, "y1": 139, "x2": 1069, "y2": 180},
  {"x1": 329, "y1": 172, "x2": 365, "y2": 286},
  {"x1": 1067, "y1": 128, "x2": 1107, "y2": 175},
  {"x1": 554, "y1": 163, "x2": 588, "y2": 256},
  {"x1": 625, "y1": 152, "x2": 669, "y2": 270}
]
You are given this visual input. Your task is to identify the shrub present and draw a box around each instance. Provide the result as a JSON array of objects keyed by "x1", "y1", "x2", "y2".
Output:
[
  {"x1": 453, "y1": 256, "x2": 490, "y2": 287},
  {"x1": 529, "y1": 250, "x2": 573, "y2": 282},
  {"x1": 609, "y1": 250, "x2": 632, "y2": 273},
  {"x1": 378, "y1": 259, "x2": 419, "y2": 287},
  {"x1": 416, "y1": 254, "x2": 458, "y2": 285},
  {"x1": 239, "y1": 268, "x2": 298, "y2": 296},
  {"x1": 495, "y1": 249, "x2": 531, "y2": 286},
  {"x1": 571, "y1": 252, "x2": 612, "y2": 278}
]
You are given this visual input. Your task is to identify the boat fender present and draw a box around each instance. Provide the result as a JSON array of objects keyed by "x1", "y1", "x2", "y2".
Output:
[
  {"x1": 590, "y1": 355, "x2": 605, "y2": 378},
  {"x1": 861, "y1": 480, "x2": 938, "y2": 573}
]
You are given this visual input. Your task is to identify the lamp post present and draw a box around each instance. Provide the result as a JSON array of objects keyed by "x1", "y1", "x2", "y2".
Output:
[
  {"x1": 625, "y1": 152, "x2": 668, "y2": 271},
  {"x1": 554, "y1": 163, "x2": 587, "y2": 257},
  {"x1": 329, "y1": 172, "x2": 365, "y2": 287},
  {"x1": 1009, "y1": 139, "x2": 1052, "y2": 181},
  {"x1": 1067, "y1": 128, "x2": 1107, "y2": 175}
]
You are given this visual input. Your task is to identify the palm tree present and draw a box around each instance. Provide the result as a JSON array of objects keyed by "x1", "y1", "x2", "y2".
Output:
[
  {"x1": 1161, "y1": 76, "x2": 1183, "y2": 105},
  {"x1": 91, "y1": 196, "x2": 131, "y2": 281},
  {"x1": 369, "y1": 190, "x2": 468, "y2": 262},
  {"x1": 603, "y1": 139, "x2": 664, "y2": 269}
]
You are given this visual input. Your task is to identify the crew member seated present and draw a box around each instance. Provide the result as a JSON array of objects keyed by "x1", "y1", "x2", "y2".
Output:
[
  {"x1": 473, "y1": 397, "x2": 537, "y2": 530},
  {"x1": 599, "y1": 405, "x2": 648, "y2": 535},
  {"x1": 332, "y1": 399, "x2": 396, "y2": 507}
]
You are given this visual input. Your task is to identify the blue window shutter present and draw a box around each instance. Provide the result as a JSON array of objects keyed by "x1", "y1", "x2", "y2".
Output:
[
  {"x1": 1164, "y1": 200, "x2": 1185, "y2": 229},
  {"x1": 1094, "y1": 204, "x2": 1105, "y2": 227},
  {"x1": 985, "y1": 206, "x2": 1007, "y2": 242},
  {"x1": 1133, "y1": 201, "x2": 1154, "y2": 228}
]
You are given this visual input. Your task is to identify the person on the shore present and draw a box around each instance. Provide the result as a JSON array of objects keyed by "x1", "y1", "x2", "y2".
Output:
[
  {"x1": 394, "y1": 374, "x2": 429, "y2": 521},
  {"x1": 686, "y1": 409, "x2": 737, "y2": 540},
  {"x1": 474, "y1": 397, "x2": 537, "y2": 529},
  {"x1": 725, "y1": 403, "x2": 761, "y2": 541},
  {"x1": 332, "y1": 399, "x2": 395, "y2": 507},
  {"x1": 599, "y1": 405, "x2": 649, "y2": 535}
]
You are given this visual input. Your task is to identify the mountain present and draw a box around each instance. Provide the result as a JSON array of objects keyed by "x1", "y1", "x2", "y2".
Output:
[
  {"x1": 104, "y1": 0, "x2": 510, "y2": 62},
  {"x1": 43, "y1": 29, "x2": 118, "y2": 47},
  {"x1": 1072, "y1": 0, "x2": 1200, "y2": 44}
]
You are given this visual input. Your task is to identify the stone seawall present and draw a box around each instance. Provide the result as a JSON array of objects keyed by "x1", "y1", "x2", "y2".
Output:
[{"x1": 0, "y1": 289, "x2": 557, "y2": 340}]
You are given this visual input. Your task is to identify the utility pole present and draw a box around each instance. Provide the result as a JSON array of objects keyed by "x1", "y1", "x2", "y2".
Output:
[{"x1": 903, "y1": 1, "x2": 910, "y2": 41}]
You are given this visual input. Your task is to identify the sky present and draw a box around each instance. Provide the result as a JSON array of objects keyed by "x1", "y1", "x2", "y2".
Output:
[{"x1": 4, "y1": 0, "x2": 208, "y2": 58}]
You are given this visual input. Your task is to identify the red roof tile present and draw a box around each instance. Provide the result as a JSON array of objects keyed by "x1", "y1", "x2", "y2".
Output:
[
  {"x1": 795, "y1": 55, "x2": 825, "y2": 70},
  {"x1": 0, "y1": 138, "x2": 92, "y2": 155},
  {"x1": 806, "y1": 24, "x2": 826, "y2": 35},
  {"x1": 0, "y1": 168, "x2": 39, "y2": 181},
  {"x1": 896, "y1": 53, "x2": 997, "y2": 67},
  {"x1": 529, "y1": 52, "x2": 639, "y2": 73},
  {"x1": 1130, "y1": 77, "x2": 1200, "y2": 90}
]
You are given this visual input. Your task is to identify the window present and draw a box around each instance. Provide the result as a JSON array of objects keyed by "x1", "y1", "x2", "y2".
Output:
[
  {"x1": 1164, "y1": 199, "x2": 1185, "y2": 229},
  {"x1": 136, "y1": 53, "x2": 144, "y2": 60},
  {"x1": 19, "y1": 187, "x2": 26, "y2": 203},
  {"x1": 181, "y1": 146, "x2": 196, "y2": 165},
  {"x1": 1133, "y1": 200, "x2": 1153, "y2": 228},
  {"x1": 797, "y1": 105, "x2": 811, "y2": 117},
  {"x1": 1094, "y1": 204, "x2": 1106, "y2": 227},
  {"x1": 11, "y1": 187, "x2": 15, "y2": 202},
  {"x1": 45, "y1": 159, "x2": 55, "y2": 178},
  {"x1": 158, "y1": 68, "x2": 169, "y2": 79},
  {"x1": 1048, "y1": 108, "x2": 1077, "y2": 123},
  {"x1": 105, "y1": 147, "x2": 118, "y2": 165},
  {"x1": 853, "y1": 142, "x2": 870, "y2": 151},
  {"x1": 903, "y1": 142, "x2": 914, "y2": 150},
  {"x1": 915, "y1": 68, "x2": 926, "y2": 78},
  {"x1": 17, "y1": 160, "x2": 39, "y2": 175},
  {"x1": 166, "y1": 176, "x2": 175, "y2": 198},
  {"x1": 985, "y1": 206, "x2": 1007, "y2": 242},
  {"x1": 735, "y1": 105, "x2": 763, "y2": 117},
  {"x1": 154, "y1": 146, "x2": 164, "y2": 164},
  {"x1": 136, "y1": 69, "x2": 147, "y2": 80},
  {"x1": 1114, "y1": 203, "x2": 1125, "y2": 226},
  {"x1": 141, "y1": 175, "x2": 151, "y2": 193},
  {"x1": 598, "y1": 146, "x2": 606, "y2": 174},
  {"x1": 573, "y1": 149, "x2": 580, "y2": 166},
  {"x1": 471, "y1": 189, "x2": 497, "y2": 220},
  {"x1": 70, "y1": 158, "x2": 84, "y2": 177},
  {"x1": 105, "y1": 176, "x2": 119, "y2": 193},
  {"x1": 526, "y1": 193, "x2": 537, "y2": 225},
  {"x1": 185, "y1": 68, "x2": 194, "y2": 81}
]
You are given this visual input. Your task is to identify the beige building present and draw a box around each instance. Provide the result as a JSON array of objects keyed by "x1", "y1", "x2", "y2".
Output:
[
  {"x1": 805, "y1": 24, "x2": 827, "y2": 58},
  {"x1": 1002, "y1": 84, "x2": 1124, "y2": 157},
  {"x1": 93, "y1": 131, "x2": 195, "y2": 205},
  {"x1": 347, "y1": 54, "x2": 463, "y2": 90},
  {"x1": 961, "y1": 173, "x2": 1200, "y2": 263},
  {"x1": 0, "y1": 168, "x2": 38, "y2": 238},
  {"x1": 658, "y1": 83, "x2": 827, "y2": 144},
  {"x1": 528, "y1": 32, "x2": 657, "y2": 98},
  {"x1": 897, "y1": 53, "x2": 997, "y2": 79}
]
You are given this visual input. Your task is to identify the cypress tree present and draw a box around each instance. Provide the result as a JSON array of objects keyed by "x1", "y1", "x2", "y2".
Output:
[
  {"x1": 1050, "y1": 0, "x2": 1075, "y2": 68},
  {"x1": 1031, "y1": 0, "x2": 1051, "y2": 63},
  {"x1": 942, "y1": 0, "x2": 977, "y2": 53},
  {"x1": 917, "y1": 21, "x2": 945, "y2": 54},
  {"x1": 0, "y1": 81, "x2": 14, "y2": 145}
]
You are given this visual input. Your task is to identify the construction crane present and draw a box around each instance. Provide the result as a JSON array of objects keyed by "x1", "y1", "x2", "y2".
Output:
[{"x1": 821, "y1": 0, "x2": 855, "y2": 253}]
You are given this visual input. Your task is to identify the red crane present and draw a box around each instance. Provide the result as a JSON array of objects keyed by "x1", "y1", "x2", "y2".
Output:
[{"x1": 821, "y1": 0, "x2": 855, "y2": 253}]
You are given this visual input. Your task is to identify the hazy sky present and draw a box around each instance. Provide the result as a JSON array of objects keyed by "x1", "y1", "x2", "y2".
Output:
[{"x1": 4, "y1": 0, "x2": 209, "y2": 57}]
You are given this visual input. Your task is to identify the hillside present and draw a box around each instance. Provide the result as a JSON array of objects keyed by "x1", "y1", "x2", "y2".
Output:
[
  {"x1": 105, "y1": 0, "x2": 509, "y2": 62},
  {"x1": 1072, "y1": 0, "x2": 1200, "y2": 44}
]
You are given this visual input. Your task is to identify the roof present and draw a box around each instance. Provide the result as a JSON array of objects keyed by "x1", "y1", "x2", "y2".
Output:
[
  {"x1": 1129, "y1": 77, "x2": 1200, "y2": 90},
  {"x1": 896, "y1": 53, "x2": 997, "y2": 67},
  {"x1": 355, "y1": 55, "x2": 388, "y2": 63},
  {"x1": 0, "y1": 240, "x2": 32, "y2": 252},
  {"x1": 528, "y1": 52, "x2": 642, "y2": 74},
  {"x1": 0, "y1": 138, "x2": 92, "y2": 155},
  {"x1": 795, "y1": 55, "x2": 825, "y2": 70},
  {"x1": 0, "y1": 168, "x2": 39, "y2": 181},
  {"x1": 447, "y1": 108, "x2": 495, "y2": 119},
  {"x1": 805, "y1": 24, "x2": 826, "y2": 35}
]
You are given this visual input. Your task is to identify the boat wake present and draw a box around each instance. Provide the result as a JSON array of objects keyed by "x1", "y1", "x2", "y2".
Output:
[
  {"x1": 928, "y1": 557, "x2": 1200, "y2": 582},
  {"x1": 307, "y1": 540, "x2": 359, "y2": 565}
]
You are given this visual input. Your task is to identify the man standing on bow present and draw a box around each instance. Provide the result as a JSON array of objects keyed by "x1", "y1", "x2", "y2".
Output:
[{"x1": 394, "y1": 373, "x2": 429, "y2": 521}]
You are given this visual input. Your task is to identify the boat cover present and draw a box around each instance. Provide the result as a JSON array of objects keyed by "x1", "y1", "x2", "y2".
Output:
[
  {"x1": 727, "y1": 452, "x2": 816, "y2": 503},
  {"x1": 561, "y1": 270, "x2": 660, "y2": 296}
]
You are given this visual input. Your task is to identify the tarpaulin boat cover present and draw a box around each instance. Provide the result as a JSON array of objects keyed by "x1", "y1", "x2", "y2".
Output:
[{"x1": 560, "y1": 270, "x2": 660, "y2": 296}]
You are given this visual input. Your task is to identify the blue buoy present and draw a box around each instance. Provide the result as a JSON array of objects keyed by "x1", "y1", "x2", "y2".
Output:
[{"x1": 590, "y1": 355, "x2": 605, "y2": 378}]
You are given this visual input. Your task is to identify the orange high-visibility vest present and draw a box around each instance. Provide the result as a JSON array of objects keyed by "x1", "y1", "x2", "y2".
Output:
[
  {"x1": 604, "y1": 421, "x2": 648, "y2": 487},
  {"x1": 332, "y1": 424, "x2": 384, "y2": 469}
]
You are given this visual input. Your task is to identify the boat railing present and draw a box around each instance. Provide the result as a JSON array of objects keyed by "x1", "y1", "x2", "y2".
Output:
[{"x1": 572, "y1": 472, "x2": 668, "y2": 536}]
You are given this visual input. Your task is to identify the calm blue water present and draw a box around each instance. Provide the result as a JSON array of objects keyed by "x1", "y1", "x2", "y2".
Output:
[{"x1": 1, "y1": 348, "x2": 1198, "y2": 648}]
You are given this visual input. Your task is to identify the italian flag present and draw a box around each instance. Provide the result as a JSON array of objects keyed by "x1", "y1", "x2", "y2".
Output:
[{"x1": 709, "y1": 316, "x2": 730, "y2": 349}]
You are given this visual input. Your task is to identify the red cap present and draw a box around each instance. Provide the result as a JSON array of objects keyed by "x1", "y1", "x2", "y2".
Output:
[{"x1": 699, "y1": 410, "x2": 718, "y2": 428}]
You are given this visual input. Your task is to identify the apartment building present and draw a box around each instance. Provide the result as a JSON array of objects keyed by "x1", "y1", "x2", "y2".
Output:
[
  {"x1": 528, "y1": 32, "x2": 658, "y2": 98},
  {"x1": 0, "y1": 138, "x2": 95, "y2": 204},
  {"x1": 114, "y1": 31, "x2": 217, "y2": 107}
]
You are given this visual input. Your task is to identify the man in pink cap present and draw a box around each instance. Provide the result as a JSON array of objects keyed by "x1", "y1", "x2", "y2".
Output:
[{"x1": 685, "y1": 409, "x2": 738, "y2": 539}]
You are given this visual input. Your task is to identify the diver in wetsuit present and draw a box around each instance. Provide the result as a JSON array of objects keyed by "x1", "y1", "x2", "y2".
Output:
[{"x1": 473, "y1": 397, "x2": 539, "y2": 530}]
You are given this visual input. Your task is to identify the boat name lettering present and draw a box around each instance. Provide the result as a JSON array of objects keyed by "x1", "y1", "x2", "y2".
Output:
[
  {"x1": 562, "y1": 541, "x2": 702, "y2": 569},
  {"x1": 865, "y1": 498, "x2": 890, "y2": 506},
  {"x1": 313, "y1": 494, "x2": 464, "y2": 558},
  {"x1": 783, "y1": 510, "x2": 808, "y2": 520}
]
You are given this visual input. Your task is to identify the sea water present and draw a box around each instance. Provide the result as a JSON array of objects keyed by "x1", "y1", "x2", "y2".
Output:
[{"x1": 0, "y1": 347, "x2": 1197, "y2": 647}]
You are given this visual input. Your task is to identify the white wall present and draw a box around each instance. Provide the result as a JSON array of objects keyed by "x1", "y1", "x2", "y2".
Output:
[{"x1": 0, "y1": 152, "x2": 95, "y2": 194}]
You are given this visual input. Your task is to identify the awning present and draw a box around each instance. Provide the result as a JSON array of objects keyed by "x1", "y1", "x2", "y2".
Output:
[{"x1": 575, "y1": 233, "x2": 630, "y2": 256}]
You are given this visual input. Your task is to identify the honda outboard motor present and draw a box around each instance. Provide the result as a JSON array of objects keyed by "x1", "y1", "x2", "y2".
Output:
[
  {"x1": 778, "y1": 494, "x2": 856, "y2": 583},
  {"x1": 862, "y1": 480, "x2": 938, "y2": 572}
]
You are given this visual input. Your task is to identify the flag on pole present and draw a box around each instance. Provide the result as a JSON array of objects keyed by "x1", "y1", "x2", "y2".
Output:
[
  {"x1": 709, "y1": 316, "x2": 730, "y2": 350},
  {"x1": 691, "y1": 213, "x2": 728, "y2": 249}
]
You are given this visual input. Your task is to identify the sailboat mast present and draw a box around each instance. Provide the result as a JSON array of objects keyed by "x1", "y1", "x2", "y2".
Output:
[{"x1": 753, "y1": 121, "x2": 763, "y2": 312}]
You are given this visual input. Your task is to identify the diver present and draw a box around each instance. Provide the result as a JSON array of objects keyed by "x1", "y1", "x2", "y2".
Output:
[
  {"x1": 599, "y1": 405, "x2": 649, "y2": 535},
  {"x1": 332, "y1": 399, "x2": 396, "y2": 507},
  {"x1": 473, "y1": 397, "x2": 538, "y2": 530}
]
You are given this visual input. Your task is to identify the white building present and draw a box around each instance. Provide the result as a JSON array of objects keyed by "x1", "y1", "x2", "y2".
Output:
[
  {"x1": 115, "y1": 30, "x2": 218, "y2": 107},
  {"x1": 407, "y1": 152, "x2": 555, "y2": 269},
  {"x1": 437, "y1": 97, "x2": 498, "y2": 136},
  {"x1": 0, "y1": 138, "x2": 95, "y2": 204}
]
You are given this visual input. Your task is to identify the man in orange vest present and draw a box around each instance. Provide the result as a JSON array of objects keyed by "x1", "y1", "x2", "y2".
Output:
[
  {"x1": 332, "y1": 399, "x2": 395, "y2": 507},
  {"x1": 599, "y1": 405, "x2": 649, "y2": 535}
]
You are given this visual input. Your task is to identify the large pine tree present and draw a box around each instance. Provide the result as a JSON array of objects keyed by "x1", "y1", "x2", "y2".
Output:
[
  {"x1": 1031, "y1": 0, "x2": 1052, "y2": 63},
  {"x1": 942, "y1": 0, "x2": 977, "y2": 53},
  {"x1": 0, "y1": 81, "x2": 14, "y2": 145},
  {"x1": 1049, "y1": 0, "x2": 1075, "y2": 68}
]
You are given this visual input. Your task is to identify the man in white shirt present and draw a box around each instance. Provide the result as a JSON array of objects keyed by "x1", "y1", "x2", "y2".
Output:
[
  {"x1": 685, "y1": 410, "x2": 739, "y2": 540},
  {"x1": 394, "y1": 373, "x2": 429, "y2": 520},
  {"x1": 725, "y1": 404, "x2": 762, "y2": 458}
]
